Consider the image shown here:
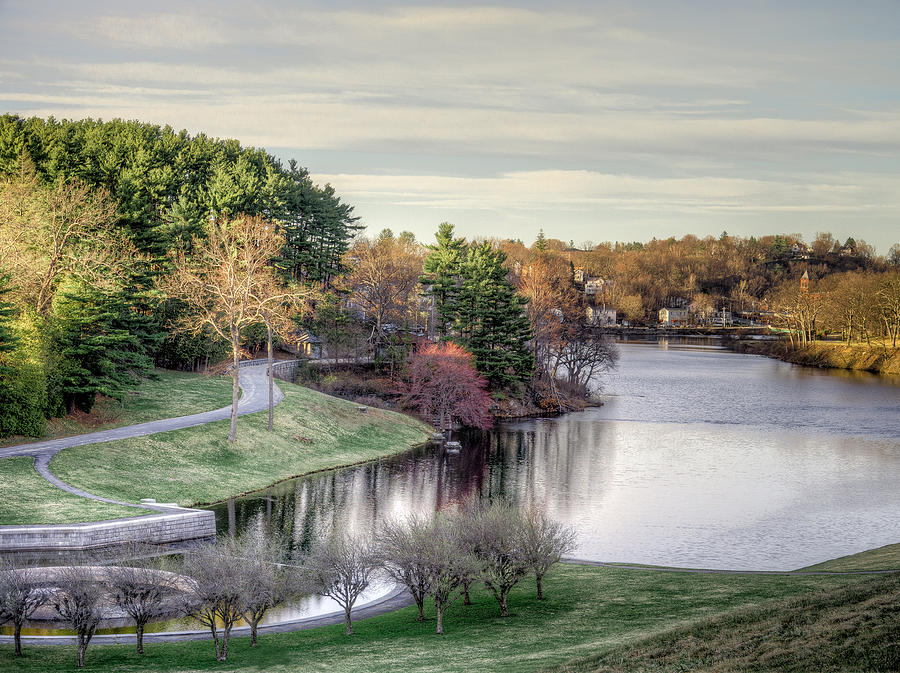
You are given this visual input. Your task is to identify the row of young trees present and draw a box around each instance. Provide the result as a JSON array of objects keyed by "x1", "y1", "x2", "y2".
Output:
[{"x1": 0, "y1": 503, "x2": 575, "y2": 668}]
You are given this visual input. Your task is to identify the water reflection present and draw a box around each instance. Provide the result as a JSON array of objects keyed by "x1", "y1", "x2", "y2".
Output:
[{"x1": 211, "y1": 344, "x2": 900, "y2": 573}]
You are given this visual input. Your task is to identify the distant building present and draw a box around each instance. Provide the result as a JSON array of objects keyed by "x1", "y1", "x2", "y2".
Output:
[
  {"x1": 711, "y1": 311, "x2": 733, "y2": 327},
  {"x1": 573, "y1": 266, "x2": 585, "y2": 284},
  {"x1": 586, "y1": 306, "x2": 616, "y2": 326},
  {"x1": 800, "y1": 269, "x2": 809, "y2": 294},
  {"x1": 658, "y1": 307, "x2": 690, "y2": 326},
  {"x1": 295, "y1": 330, "x2": 326, "y2": 359},
  {"x1": 584, "y1": 277, "x2": 607, "y2": 296},
  {"x1": 790, "y1": 242, "x2": 810, "y2": 259}
]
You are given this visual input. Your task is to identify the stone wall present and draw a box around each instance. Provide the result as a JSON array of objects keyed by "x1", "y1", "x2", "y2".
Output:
[{"x1": 0, "y1": 508, "x2": 215, "y2": 551}]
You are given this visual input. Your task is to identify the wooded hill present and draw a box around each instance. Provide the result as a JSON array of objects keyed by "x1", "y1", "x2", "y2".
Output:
[{"x1": 0, "y1": 115, "x2": 360, "y2": 436}]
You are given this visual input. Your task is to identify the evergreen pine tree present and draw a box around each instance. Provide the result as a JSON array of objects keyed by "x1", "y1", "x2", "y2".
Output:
[
  {"x1": 454, "y1": 243, "x2": 534, "y2": 389},
  {"x1": 0, "y1": 270, "x2": 17, "y2": 372},
  {"x1": 52, "y1": 282, "x2": 154, "y2": 413},
  {"x1": 421, "y1": 222, "x2": 467, "y2": 336}
]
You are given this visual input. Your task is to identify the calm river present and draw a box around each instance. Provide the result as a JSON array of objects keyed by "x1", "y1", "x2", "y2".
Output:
[{"x1": 211, "y1": 342, "x2": 900, "y2": 572}]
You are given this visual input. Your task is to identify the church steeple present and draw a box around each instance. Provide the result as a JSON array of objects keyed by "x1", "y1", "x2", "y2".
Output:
[{"x1": 800, "y1": 269, "x2": 809, "y2": 293}]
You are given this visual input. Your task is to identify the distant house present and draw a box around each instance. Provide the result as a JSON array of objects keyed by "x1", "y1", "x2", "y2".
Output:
[
  {"x1": 711, "y1": 311, "x2": 733, "y2": 327},
  {"x1": 573, "y1": 266, "x2": 585, "y2": 284},
  {"x1": 790, "y1": 242, "x2": 810, "y2": 259},
  {"x1": 586, "y1": 306, "x2": 616, "y2": 326},
  {"x1": 584, "y1": 277, "x2": 607, "y2": 296},
  {"x1": 658, "y1": 307, "x2": 690, "y2": 326},
  {"x1": 296, "y1": 330, "x2": 326, "y2": 359}
]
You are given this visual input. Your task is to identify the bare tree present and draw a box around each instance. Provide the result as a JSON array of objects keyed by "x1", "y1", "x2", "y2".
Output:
[
  {"x1": 51, "y1": 566, "x2": 104, "y2": 668},
  {"x1": 0, "y1": 557, "x2": 47, "y2": 656},
  {"x1": 304, "y1": 532, "x2": 378, "y2": 635},
  {"x1": 464, "y1": 502, "x2": 530, "y2": 617},
  {"x1": 161, "y1": 215, "x2": 292, "y2": 442},
  {"x1": 105, "y1": 554, "x2": 182, "y2": 655},
  {"x1": 377, "y1": 515, "x2": 433, "y2": 622},
  {"x1": 250, "y1": 275, "x2": 313, "y2": 432},
  {"x1": 235, "y1": 530, "x2": 294, "y2": 646},
  {"x1": 421, "y1": 516, "x2": 479, "y2": 635},
  {"x1": 0, "y1": 157, "x2": 122, "y2": 314},
  {"x1": 520, "y1": 507, "x2": 577, "y2": 600},
  {"x1": 181, "y1": 540, "x2": 245, "y2": 662}
]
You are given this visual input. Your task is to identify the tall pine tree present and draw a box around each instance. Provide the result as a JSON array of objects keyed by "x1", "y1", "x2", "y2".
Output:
[{"x1": 422, "y1": 227, "x2": 534, "y2": 390}]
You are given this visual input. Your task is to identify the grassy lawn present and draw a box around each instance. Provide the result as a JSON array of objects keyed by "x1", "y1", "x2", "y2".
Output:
[
  {"x1": 50, "y1": 381, "x2": 432, "y2": 508},
  {"x1": 1, "y1": 370, "x2": 234, "y2": 447},
  {"x1": 549, "y1": 570, "x2": 899, "y2": 673},
  {"x1": 0, "y1": 457, "x2": 146, "y2": 524},
  {"x1": 0, "y1": 563, "x2": 884, "y2": 672},
  {"x1": 799, "y1": 542, "x2": 900, "y2": 572}
]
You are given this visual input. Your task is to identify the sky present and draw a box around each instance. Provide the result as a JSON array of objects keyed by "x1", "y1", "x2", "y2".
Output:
[{"x1": 1, "y1": 0, "x2": 899, "y2": 253}]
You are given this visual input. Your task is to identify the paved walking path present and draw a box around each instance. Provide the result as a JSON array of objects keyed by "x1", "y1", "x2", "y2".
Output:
[{"x1": 0, "y1": 362, "x2": 282, "y2": 512}]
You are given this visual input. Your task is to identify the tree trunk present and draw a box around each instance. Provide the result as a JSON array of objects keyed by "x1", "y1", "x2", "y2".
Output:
[
  {"x1": 136, "y1": 622, "x2": 144, "y2": 654},
  {"x1": 344, "y1": 607, "x2": 353, "y2": 635},
  {"x1": 415, "y1": 595, "x2": 425, "y2": 622},
  {"x1": 229, "y1": 328, "x2": 240, "y2": 442},
  {"x1": 218, "y1": 624, "x2": 230, "y2": 662},
  {"x1": 250, "y1": 619, "x2": 259, "y2": 647},
  {"x1": 210, "y1": 623, "x2": 221, "y2": 661},
  {"x1": 267, "y1": 320, "x2": 275, "y2": 432},
  {"x1": 76, "y1": 634, "x2": 86, "y2": 668},
  {"x1": 536, "y1": 572, "x2": 545, "y2": 600},
  {"x1": 436, "y1": 605, "x2": 445, "y2": 635},
  {"x1": 463, "y1": 581, "x2": 471, "y2": 606},
  {"x1": 14, "y1": 621, "x2": 22, "y2": 656},
  {"x1": 499, "y1": 591, "x2": 509, "y2": 617}
]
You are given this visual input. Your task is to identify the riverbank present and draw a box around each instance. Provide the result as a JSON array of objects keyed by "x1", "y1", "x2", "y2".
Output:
[
  {"x1": 2, "y1": 561, "x2": 895, "y2": 672},
  {"x1": 49, "y1": 380, "x2": 432, "y2": 512},
  {"x1": 0, "y1": 370, "x2": 432, "y2": 525},
  {"x1": 729, "y1": 337, "x2": 900, "y2": 376}
]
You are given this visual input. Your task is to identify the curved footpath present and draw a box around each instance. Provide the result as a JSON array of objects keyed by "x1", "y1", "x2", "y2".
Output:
[{"x1": 0, "y1": 361, "x2": 281, "y2": 513}]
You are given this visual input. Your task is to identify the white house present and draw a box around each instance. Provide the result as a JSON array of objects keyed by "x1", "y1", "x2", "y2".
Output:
[
  {"x1": 658, "y1": 307, "x2": 689, "y2": 326},
  {"x1": 584, "y1": 277, "x2": 607, "y2": 296}
]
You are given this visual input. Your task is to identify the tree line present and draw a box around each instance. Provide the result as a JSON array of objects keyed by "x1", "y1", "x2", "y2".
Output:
[
  {"x1": 0, "y1": 501, "x2": 575, "y2": 668},
  {"x1": 768, "y1": 270, "x2": 900, "y2": 348}
]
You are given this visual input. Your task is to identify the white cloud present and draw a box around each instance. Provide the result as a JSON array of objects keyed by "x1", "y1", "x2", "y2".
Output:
[{"x1": 312, "y1": 169, "x2": 900, "y2": 217}]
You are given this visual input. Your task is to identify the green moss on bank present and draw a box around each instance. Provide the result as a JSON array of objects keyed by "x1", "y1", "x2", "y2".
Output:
[
  {"x1": 0, "y1": 457, "x2": 147, "y2": 524},
  {"x1": 50, "y1": 380, "x2": 432, "y2": 508}
]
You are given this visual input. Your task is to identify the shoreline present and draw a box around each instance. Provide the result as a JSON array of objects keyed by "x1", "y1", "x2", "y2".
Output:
[{"x1": 726, "y1": 337, "x2": 900, "y2": 377}]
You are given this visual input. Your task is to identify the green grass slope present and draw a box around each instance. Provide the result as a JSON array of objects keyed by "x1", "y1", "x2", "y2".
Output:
[
  {"x1": 548, "y1": 571, "x2": 900, "y2": 673},
  {"x1": 0, "y1": 457, "x2": 146, "y2": 524},
  {"x1": 1, "y1": 369, "x2": 234, "y2": 447},
  {"x1": 50, "y1": 380, "x2": 432, "y2": 507},
  {"x1": 799, "y1": 543, "x2": 900, "y2": 572}
]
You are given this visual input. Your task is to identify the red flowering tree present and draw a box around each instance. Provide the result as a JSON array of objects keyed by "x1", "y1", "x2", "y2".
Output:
[{"x1": 398, "y1": 342, "x2": 493, "y2": 430}]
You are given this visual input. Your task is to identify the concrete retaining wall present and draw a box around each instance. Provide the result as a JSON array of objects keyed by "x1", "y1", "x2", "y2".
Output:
[{"x1": 0, "y1": 509, "x2": 215, "y2": 551}]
